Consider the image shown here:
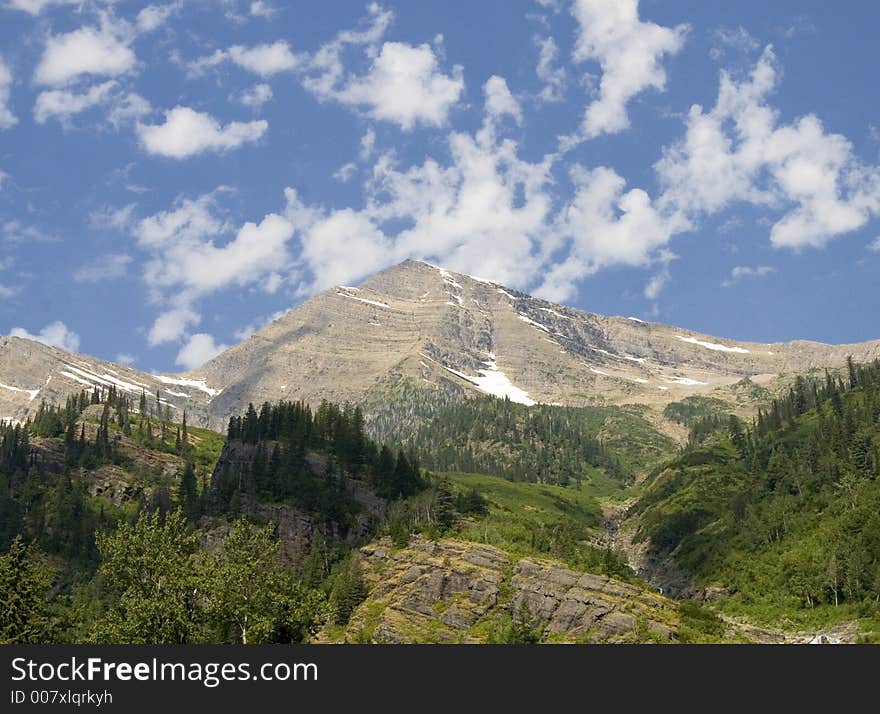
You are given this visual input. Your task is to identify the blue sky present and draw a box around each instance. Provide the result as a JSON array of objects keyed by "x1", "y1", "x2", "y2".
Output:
[{"x1": 0, "y1": 0, "x2": 878, "y2": 372}]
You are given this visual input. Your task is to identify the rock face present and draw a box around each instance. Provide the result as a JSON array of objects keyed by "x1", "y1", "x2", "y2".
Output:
[
  {"x1": 333, "y1": 536, "x2": 678, "y2": 643},
  {"x1": 4, "y1": 260, "x2": 879, "y2": 430},
  {"x1": 209, "y1": 442, "x2": 387, "y2": 566}
]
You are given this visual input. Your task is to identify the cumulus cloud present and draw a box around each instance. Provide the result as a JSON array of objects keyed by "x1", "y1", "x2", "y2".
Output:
[
  {"x1": 136, "y1": 3, "x2": 180, "y2": 33},
  {"x1": 283, "y1": 79, "x2": 554, "y2": 294},
  {"x1": 656, "y1": 46, "x2": 880, "y2": 250},
  {"x1": 175, "y1": 333, "x2": 229, "y2": 370},
  {"x1": 869, "y1": 237, "x2": 880, "y2": 252},
  {"x1": 136, "y1": 107, "x2": 267, "y2": 158},
  {"x1": 300, "y1": 5, "x2": 464, "y2": 130},
  {"x1": 108, "y1": 92, "x2": 152, "y2": 128},
  {"x1": 535, "y1": 36, "x2": 566, "y2": 103},
  {"x1": 33, "y1": 81, "x2": 117, "y2": 125},
  {"x1": 360, "y1": 128, "x2": 376, "y2": 160},
  {"x1": 334, "y1": 162, "x2": 357, "y2": 182},
  {"x1": 250, "y1": 1, "x2": 275, "y2": 19},
  {"x1": 722, "y1": 265, "x2": 776, "y2": 288},
  {"x1": 73, "y1": 253, "x2": 132, "y2": 283},
  {"x1": 34, "y1": 18, "x2": 136, "y2": 86},
  {"x1": 10, "y1": 321, "x2": 80, "y2": 352},
  {"x1": 191, "y1": 41, "x2": 299, "y2": 77},
  {"x1": 484, "y1": 76, "x2": 522, "y2": 125},
  {"x1": 238, "y1": 83, "x2": 273, "y2": 108},
  {"x1": 570, "y1": 0, "x2": 688, "y2": 139},
  {"x1": 115, "y1": 353, "x2": 136, "y2": 365},
  {"x1": 135, "y1": 190, "x2": 296, "y2": 346},
  {"x1": 709, "y1": 26, "x2": 759, "y2": 61},
  {"x1": 148, "y1": 307, "x2": 200, "y2": 346},
  {"x1": 273, "y1": 71, "x2": 696, "y2": 301},
  {"x1": 0, "y1": 57, "x2": 16, "y2": 130},
  {"x1": 536, "y1": 166, "x2": 683, "y2": 301},
  {"x1": 5, "y1": 0, "x2": 77, "y2": 15}
]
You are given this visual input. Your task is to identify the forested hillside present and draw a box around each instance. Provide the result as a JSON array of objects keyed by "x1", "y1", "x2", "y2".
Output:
[
  {"x1": 0, "y1": 393, "x2": 424, "y2": 644},
  {"x1": 365, "y1": 385, "x2": 676, "y2": 487},
  {"x1": 632, "y1": 358, "x2": 880, "y2": 634}
]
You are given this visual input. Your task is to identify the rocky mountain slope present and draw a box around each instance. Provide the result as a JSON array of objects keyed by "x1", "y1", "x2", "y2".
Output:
[
  {"x1": 3, "y1": 259, "x2": 879, "y2": 430},
  {"x1": 327, "y1": 536, "x2": 680, "y2": 644},
  {"x1": 0, "y1": 335, "x2": 218, "y2": 426}
]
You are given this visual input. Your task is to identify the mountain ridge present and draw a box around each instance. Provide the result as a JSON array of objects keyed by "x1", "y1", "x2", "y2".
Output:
[{"x1": 3, "y1": 259, "x2": 879, "y2": 429}]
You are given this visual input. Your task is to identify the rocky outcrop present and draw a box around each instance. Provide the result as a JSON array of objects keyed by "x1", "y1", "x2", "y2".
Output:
[
  {"x1": 210, "y1": 442, "x2": 387, "y2": 567},
  {"x1": 331, "y1": 536, "x2": 679, "y2": 643}
]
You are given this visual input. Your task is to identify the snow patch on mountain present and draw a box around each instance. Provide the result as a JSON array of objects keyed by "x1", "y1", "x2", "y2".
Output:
[
  {"x1": 675, "y1": 336, "x2": 750, "y2": 354},
  {"x1": 0, "y1": 382, "x2": 40, "y2": 401},
  {"x1": 336, "y1": 289, "x2": 392, "y2": 310},
  {"x1": 517, "y1": 314, "x2": 551, "y2": 332},
  {"x1": 665, "y1": 376, "x2": 710, "y2": 386},
  {"x1": 155, "y1": 375, "x2": 222, "y2": 397}
]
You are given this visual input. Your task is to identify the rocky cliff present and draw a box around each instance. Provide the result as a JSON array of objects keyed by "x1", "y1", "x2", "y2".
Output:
[{"x1": 327, "y1": 536, "x2": 681, "y2": 643}]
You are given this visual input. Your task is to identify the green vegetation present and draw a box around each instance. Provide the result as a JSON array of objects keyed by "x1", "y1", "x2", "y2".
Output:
[
  {"x1": 90, "y1": 511, "x2": 326, "y2": 644},
  {"x1": 663, "y1": 396, "x2": 731, "y2": 427},
  {"x1": 212, "y1": 400, "x2": 424, "y2": 527},
  {"x1": 386, "y1": 471, "x2": 635, "y2": 582},
  {"x1": 634, "y1": 358, "x2": 880, "y2": 630},
  {"x1": 367, "y1": 386, "x2": 676, "y2": 487}
]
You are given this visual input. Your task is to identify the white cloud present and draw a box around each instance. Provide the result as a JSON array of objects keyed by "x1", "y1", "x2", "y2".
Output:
[
  {"x1": 5, "y1": 0, "x2": 77, "y2": 15},
  {"x1": 536, "y1": 166, "x2": 683, "y2": 302},
  {"x1": 0, "y1": 169, "x2": 8, "y2": 190},
  {"x1": 484, "y1": 75, "x2": 522, "y2": 125},
  {"x1": 73, "y1": 253, "x2": 132, "y2": 283},
  {"x1": 116, "y1": 353, "x2": 136, "y2": 365},
  {"x1": 360, "y1": 128, "x2": 376, "y2": 160},
  {"x1": 0, "y1": 57, "x2": 16, "y2": 130},
  {"x1": 286, "y1": 84, "x2": 555, "y2": 294},
  {"x1": 308, "y1": 41, "x2": 463, "y2": 130},
  {"x1": 191, "y1": 41, "x2": 299, "y2": 77},
  {"x1": 2, "y1": 220, "x2": 55, "y2": 243},
  {"x1": 231, "y1": 42, "x2": 299, "y2": 75},
  {"x1": 239, "y1": 83, "x2": 273, "y2": 108},
  {"x1": 136, "y1": 193, "x2": 229, "y2": 249},
  {"x1": 570, "y1": 0, "x2": 688, "y2": 139},
  {"x1": 334, "y1": 162, "x2": 357, "y2": 182},
  {"x1": 108, "y1": 92, "x2": 152, "y2": 128},
  {"x1": 136, "y1": 107, "x2": 267, "y2": 158},
  {"x1": 10, "y1": 321, "x2": 80, "y2": 352},
  {"x1": 249, "y1": 1, "x2": 275, "y2": 19},
  {"x1": 869, "y1": 237, "x2": 880, "y2": 252},
  {"x1": 136, "y1": 3, "x2": 180, "y2": 33},
  {"x1": 33, "y1": 81, "x2": 117, "y2": 125},
  {"x1": 643, "y1": 267, "x2": 670, "y2": 300},
  {"x1": 136, "y1": 190, "x2": 296, "y2": 346},
  {"x1": 34, "y1": 19, "x2": 136, "y2": 86},
  {"x1": 656, "y1": 46, "x2": 880, "y2": 250},
  {"x1": 175, "y1": 333, "x2": 229, "y2": 370},
  {"x1": 300, "y1": 6, "x2": 463, "y2": 130},
  {"x1": 148, "y1": 307, "x2": 200, "y2": 346},
  {"x1": 722, "y1": 265, "x2": 776, "y2": 287},
  {"x1": 709, "y1": 26, "x2": 759, "y2": 61},
  {"x1": 535, "y1": 36, "x2": 566, "y2": 103},
  {"x1": 143, "y1": 212, "x2": 293, "y2": 296}
]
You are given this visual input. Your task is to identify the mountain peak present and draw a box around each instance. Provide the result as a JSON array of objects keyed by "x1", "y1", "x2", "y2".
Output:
[{"x1": 3, "y1": 259, "x2": 880, "y2": 431}]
